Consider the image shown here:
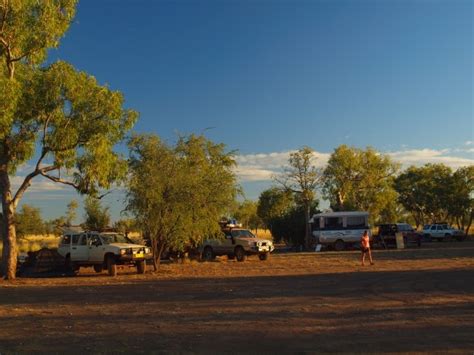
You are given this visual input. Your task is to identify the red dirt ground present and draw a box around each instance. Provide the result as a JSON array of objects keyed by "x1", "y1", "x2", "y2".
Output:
[{"x1": 1, "y1": 242, "x2": 473, "y2": 353}]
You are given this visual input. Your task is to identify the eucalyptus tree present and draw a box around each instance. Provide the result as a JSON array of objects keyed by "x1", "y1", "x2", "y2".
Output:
[
  {"x1": 323, "y1": 145, "x2": 399, "y2": 224},
  {"x1": 274, "y1": 147, "x2": 321, "y2": 250},
  {"x1": 395, "y1": 164, "x2": 473, "y2": 230},
  {"x1": 448, "y1": 166, "x2": 474, "y2": 235},
  {"x1": 126, "y1": 134, "x2": 238, "y2": 269},
  {"x1": 83, "y1": 196, "x2": 111, "y2": 232},
  {"x1": 257, "y1": 187, "x2": 293, "y2": 233},
  {"x1": 0, "y1": 1, "x2": 137, "y2": 279}
]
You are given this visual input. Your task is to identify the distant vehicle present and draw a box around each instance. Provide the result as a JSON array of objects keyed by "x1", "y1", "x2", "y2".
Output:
[
  {"x1": 375, "y1": 223, "x2": 421, "y2": 247},
  {"x1": 200, "y1": 221, "x2": 274, "y2": 261},
  {"x1": 422, "y1": 224, "x2": 465, "y2": 241},
  {"x1": 309, "y1": 211, "x2": 371, "y2": 251},
  {"x1": 58, "y1": 231, "x2": 152, "y2": 276}
]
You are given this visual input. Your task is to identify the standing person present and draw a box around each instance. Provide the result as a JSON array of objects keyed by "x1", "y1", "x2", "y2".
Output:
[{"x1": 361, "y1": 230, "x2": 374, "y2": 266}]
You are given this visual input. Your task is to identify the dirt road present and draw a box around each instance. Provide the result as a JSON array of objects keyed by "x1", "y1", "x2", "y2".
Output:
[{"x1": 1, "y1": 243, "x2": 473, "y2": 353}]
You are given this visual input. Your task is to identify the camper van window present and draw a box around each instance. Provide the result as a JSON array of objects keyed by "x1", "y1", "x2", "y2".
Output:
[
  {"x1": 346, "y1": 216, "x2": 366, "y2": 229},
  {"x1": 325, "y1": 217, "x2": 343, "y2": 230}
]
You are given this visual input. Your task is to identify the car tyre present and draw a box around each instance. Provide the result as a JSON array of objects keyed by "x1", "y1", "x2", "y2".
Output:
[
  {"x1": 235, "y1": 246, "x2": 247, "y2": 262},
  {"x1": 136, "y1": 260, "x2": 146, "y2": 274},
  {"x1": 107, "y1": 255, "x2": 117, "y2": 276},
  {"x1": 202, "y1": 246, "x2": 215, "y2": 261},
  {"x1": 258, "y1": 252, "x2": 269, "y2": 261},
  {"x1": 334, "y1": 239, "x2": 345, "y2": 252},
  {"x1": 93, "y1": 264, "x2": 103, "y2": 273}
]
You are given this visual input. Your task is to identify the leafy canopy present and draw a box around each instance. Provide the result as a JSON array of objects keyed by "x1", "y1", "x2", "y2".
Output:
[
  {"x1": 395, "y1": 164, "x2": 474, "y2": 229},
  {"x1": 126, "y1": 134, "x2": 238, "y2": 258},
  {"x1": 83, "y1": 196, "x2": 111, "y2": 232},
  {"x1": 323, "y1": 145, "x2": 399, "y2": 224}
]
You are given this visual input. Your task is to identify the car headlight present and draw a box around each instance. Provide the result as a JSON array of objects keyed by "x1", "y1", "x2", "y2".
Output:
[
  {"x1": 120, "y1": 249, "x2": 127, "y2": 255},
  {"x1": 145, "y1": 247, "x2": 151, "y2": 254}
]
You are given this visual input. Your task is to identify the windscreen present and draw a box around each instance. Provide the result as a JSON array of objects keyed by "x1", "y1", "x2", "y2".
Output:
[{"x1": 100, "y1": 234, "x2": 132, "y2": 244}]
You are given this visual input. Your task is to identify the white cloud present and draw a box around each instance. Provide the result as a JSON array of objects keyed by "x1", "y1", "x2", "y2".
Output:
[
  {"x1": 388, "y1": 149, "x2": 474, "y2": 168},
  {"x1": 465, "y1": 141, "x2": 473, "y2": 146},
  {"x1": 10, "y1": 175, "x2": 68, "y2": 194},
  {"x1": 234, "y1": 150, "x2": 330, "y2": 182},
  {"x1": 235, "y1": 147, "x2": 474, "y2": 182}
]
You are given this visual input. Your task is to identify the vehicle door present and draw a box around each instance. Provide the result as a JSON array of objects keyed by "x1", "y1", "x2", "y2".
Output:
[
  {"x1": 436, "y1": 225, "x2": 445, "y2": 238},
  {"x1": 88, "y1": 234, "x2": 106, "y2": 263},
  {"x1": 71, "y1": 234, "x2": 88, "y2": 261},
  {"x1": 430, "y1": 225, "x2": 439, "y2": 238},
  {"x1": 58, "y1": 234, "x2": 72, "y2": 257},
  {"x1": 218, "y1": 231, "x2": 235, "y2": 253}
]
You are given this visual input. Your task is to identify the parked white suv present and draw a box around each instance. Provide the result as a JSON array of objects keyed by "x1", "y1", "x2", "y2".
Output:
[
  {"x1": 201, "y1": 228, "x2": 274, "y2": 262},
  {"x1": 58, "y1": 231, "x2": 152, "y2": 276},
  {"x1": 422, "y1": 224, "x2": 465, "y2": 241}
]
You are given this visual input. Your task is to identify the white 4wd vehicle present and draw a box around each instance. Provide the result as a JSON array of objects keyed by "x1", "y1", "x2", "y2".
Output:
[
  {"x1": 201, "y1": 228, "x2": 274, "y2": 262},
  {"x1": 422, "y1": 224, "x2": 465, "y2": 241},
  {"x1": 58, "y1": 231, "x2": 152, "y2": 276}
]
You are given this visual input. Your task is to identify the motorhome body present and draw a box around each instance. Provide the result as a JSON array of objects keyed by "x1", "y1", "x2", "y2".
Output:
[{"x1": 309, "y1": 211, "x2": 371, "y2": 251}]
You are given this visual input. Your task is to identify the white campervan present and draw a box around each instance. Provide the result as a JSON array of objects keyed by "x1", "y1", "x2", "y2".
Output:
[{"x1": 309, "y1": 211, "x2": 371, "y2": 251}]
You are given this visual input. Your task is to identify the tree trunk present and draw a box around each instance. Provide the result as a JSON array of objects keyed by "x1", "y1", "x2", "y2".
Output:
[
  {"x1": 0, "y1": 170, "x2": 17, "y2": 280},
  {"x1": 152, "y1": 238, "x2": 165, "y2": 272},
  {"x1": 304, "y1": 202, "x2": 311, "y2": 251},
  {"x1": 464, "y1": 211, "x2": 473, "y2": 237}
]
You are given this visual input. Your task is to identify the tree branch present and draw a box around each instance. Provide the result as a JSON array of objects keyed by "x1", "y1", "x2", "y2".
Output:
[
  {"x1": 0, "y1": 0, "x2": 8, "y2": 34},
  {"x1": 12, "y1": 165, "x2": 59, "y2": 208},
  {"x1": 40, "y1": 172, "x2": 80, "y2": 189}
]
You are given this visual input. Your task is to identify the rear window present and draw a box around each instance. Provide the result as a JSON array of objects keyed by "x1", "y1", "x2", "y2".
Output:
[{"x1": 72, "y1": 234, "x2": 81, "y2": 245}]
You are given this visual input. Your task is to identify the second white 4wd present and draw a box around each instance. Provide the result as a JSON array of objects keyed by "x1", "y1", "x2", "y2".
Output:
[{"x1": 201, "y1": 228, "x2": 274, "y2": 262}]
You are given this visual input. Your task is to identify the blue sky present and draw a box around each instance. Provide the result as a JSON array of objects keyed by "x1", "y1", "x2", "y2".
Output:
[{"x1": 17, "y1": 0, "x2": 473, "y2": 221}]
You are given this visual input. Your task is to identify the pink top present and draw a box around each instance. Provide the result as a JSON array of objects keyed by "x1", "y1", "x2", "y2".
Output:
[{"x1": 361, "y1": 234, "x2": 370, "y2": 249}]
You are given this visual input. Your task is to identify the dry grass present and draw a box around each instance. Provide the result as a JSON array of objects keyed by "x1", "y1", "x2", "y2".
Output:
[
  {"x1": 0, "y1": 234, "x2": 60, "y2": 255},
  {"x1": 0, "y1": 243, "x2": 473, "y2": 353},
  {"x1": 250, "y1": 228, "x2": 272, "y2": 240}
]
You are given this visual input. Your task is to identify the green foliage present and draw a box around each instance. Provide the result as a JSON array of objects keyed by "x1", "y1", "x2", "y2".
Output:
[
  {"x1": 83, "y1": 196, "x2": 110, "y2": 231},
  {"x1": 274, "y1": 146, "x2": 322, "y2": 249},
  {"x1": 113, "y1": 218, "x2": 137, "y2": 235},
  {"x1": 257, "y1": 187, "x2": 319, "y2": 246},
  {"x1": 270, "y1": 202, "x2": 320, "y2": 246},
  {"x1": 257, "y1": 187, "x2": 293, "y2": 229},
  {"x1": 0, "y1": 0, "x2": 77, "y2": 68},
  {"x1": 65, "y1": 199, "x2": 78, "y2": 226},
  {"x1": 5, "y1": 60, "x2": 137, "y2": 188},
  {"x1": 126, "y1": 134, "x2": 238, "y2": 263},
  {"x1": 323, "y1": 145, "x2": 399, "y2": 224},
  {"x1": 233, "y1": 200, "x2": 262, "y2": 230},
  {"x1": 448, "y1": 166, "x2": 474, "y2": 233},
  {"x1": 0, "y1": 0, "x2": 136, "y2": 278},
  {"x1": 44, "y1": 216, "x2": 67, "y2": 236},
  {"x1": 15, "y1": 204, "x2": 45, "y2": 237},
  {"x1": 395, "y1": 164, "x2": 474, "y2": 231}
]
